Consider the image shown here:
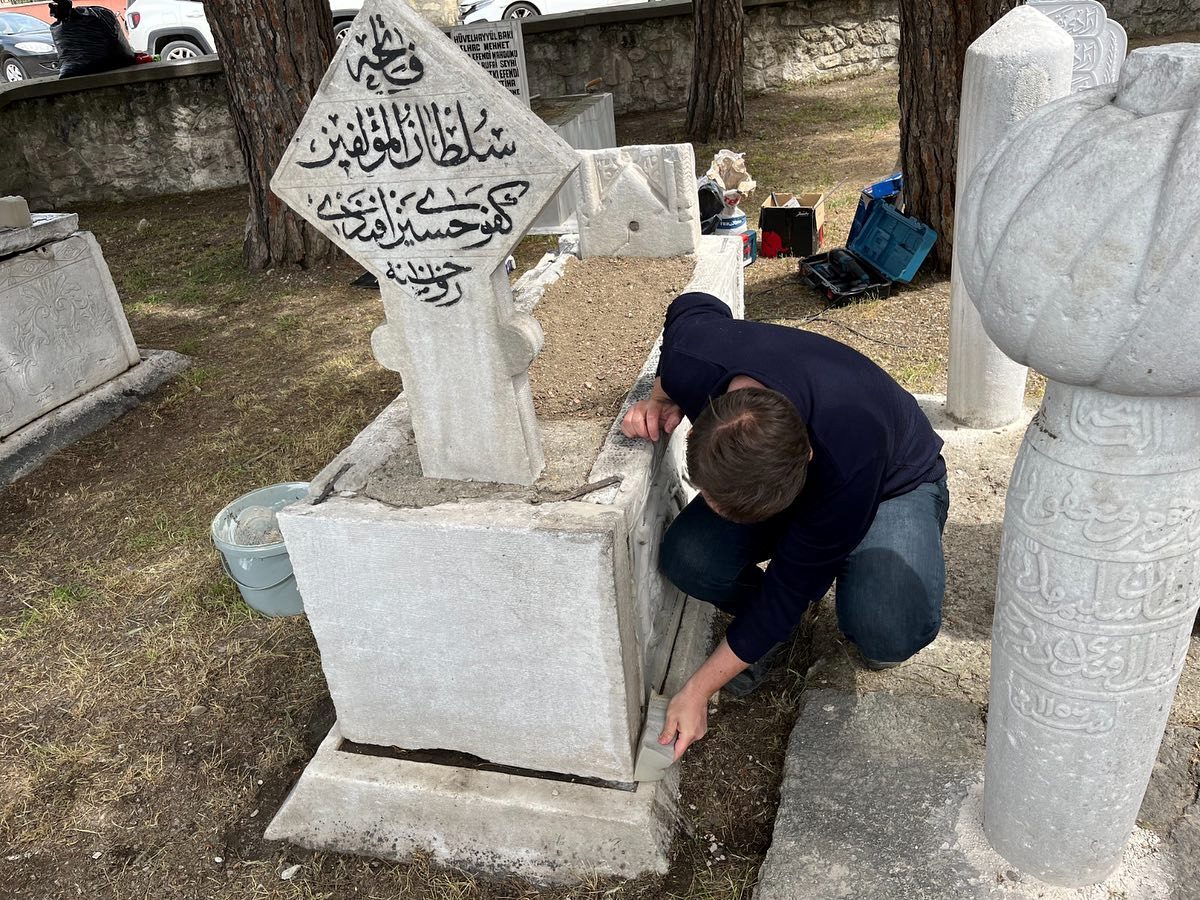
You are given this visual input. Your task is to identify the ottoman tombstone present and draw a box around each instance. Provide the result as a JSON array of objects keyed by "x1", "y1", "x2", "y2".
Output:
[
  {"x1": 945, "y1": 7, "x2": 1074, "y2": 429},
  {"x1": 266, "y1": 0, "x2": 741, "y2": 879},
  {"x1": 1028, "y1": 0, "x2": 1128, "y2": 91},
  {"x1": 960, "y1": 43, "x2": 1200, "y2": 886},
  {"x1": 0, "y1": 210, "x2": 188, "y2": 483},
  {"x1": 272, "y1": 1, "x2": 578, "y2": 486}
]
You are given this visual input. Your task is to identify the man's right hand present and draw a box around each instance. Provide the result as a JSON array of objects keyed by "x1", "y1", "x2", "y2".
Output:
[{"x1": 622, "y1": 397, "x2": 683, "y2": 442}]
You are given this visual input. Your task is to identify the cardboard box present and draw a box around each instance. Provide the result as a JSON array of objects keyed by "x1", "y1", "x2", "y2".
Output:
[{"x1": 759, "y1": 191, "x2": 826, "y2": 258}]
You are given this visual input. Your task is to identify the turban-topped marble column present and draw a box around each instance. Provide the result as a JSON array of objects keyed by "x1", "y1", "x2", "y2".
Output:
[{"x1": 959, "y1": 43, "x2": 1200, "y2": 886}]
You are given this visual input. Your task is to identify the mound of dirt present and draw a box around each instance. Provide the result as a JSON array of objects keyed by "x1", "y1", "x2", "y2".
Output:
[{"x1": 530, "y1": 255, "x2": 696, "y2": 421}]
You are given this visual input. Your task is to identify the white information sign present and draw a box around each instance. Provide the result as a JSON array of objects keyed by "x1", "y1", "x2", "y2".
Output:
[{"x1": 450, "y1": 20, "x2": 530, "y2": 106}]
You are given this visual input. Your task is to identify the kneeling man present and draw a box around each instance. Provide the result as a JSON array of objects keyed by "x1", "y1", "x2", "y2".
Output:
[{"x1": 622, "y1": 292, "x2": 948, "y2": 760}]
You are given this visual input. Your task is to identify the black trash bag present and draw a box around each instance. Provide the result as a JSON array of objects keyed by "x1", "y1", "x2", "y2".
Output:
[
  {"x1": 697, "y1": 178, "x2": 724, "y2": 236},
  {"x1": 50, "y1": 0, "x2": 137, "y2": 79}
]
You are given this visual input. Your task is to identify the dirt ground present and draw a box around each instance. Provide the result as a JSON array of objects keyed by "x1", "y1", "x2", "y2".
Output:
[
  {"x1": 0, "y1": 62, "x2": 1143, "y2": 899},
  {"x1": 530, "y1": 256, "x2": 694, "y2": 420}
]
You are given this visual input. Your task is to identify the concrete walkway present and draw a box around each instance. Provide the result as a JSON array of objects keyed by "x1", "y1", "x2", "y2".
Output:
[{"x1": 753, "y1": 398, "x2": 1200, "y2": 899}]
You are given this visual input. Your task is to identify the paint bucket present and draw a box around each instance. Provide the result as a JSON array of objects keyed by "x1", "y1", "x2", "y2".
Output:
[{"x1": 211, "y1": 482, "x2": 309, "y2": 617}]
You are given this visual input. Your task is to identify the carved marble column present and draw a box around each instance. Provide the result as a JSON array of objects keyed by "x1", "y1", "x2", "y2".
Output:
[
  {"x1": 957, "y1": 43, "x2": 1200, "y2": 885},
  {"x1": 985, "y1": 383, "x2": 1200, "y2": 883}
]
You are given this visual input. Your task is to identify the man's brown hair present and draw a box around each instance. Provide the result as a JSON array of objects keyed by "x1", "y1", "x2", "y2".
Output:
[{"x1": 686, "y1": 387, "x2": 810, "y2": 523}]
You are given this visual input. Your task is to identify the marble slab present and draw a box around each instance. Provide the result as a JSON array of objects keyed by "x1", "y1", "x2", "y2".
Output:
[
  {"x1": 577, "y1": 144, "x2": 700, "y2": 258},
  {"x1": 0, "y1": 232, "x2": 139, "y2": 439},
  {"x1": 0, "y1": 212, "x2": 80, "y2": 259}
]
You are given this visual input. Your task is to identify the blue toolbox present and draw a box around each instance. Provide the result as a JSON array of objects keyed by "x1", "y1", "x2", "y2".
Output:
[
  {"x1": 799, "y1": 200, "x2": 936, "y2": 305},
  {"x1": 846, "y1": 172, "x2": 904, "y2": 246}
]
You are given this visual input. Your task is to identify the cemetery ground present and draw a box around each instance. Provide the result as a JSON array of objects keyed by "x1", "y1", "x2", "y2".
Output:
[{"x1": 1, "y1": 67, "x2": 1197, "y2": 900}]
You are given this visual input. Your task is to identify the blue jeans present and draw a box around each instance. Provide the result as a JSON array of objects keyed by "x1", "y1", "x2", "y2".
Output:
[{"x1": 660, "y1": 476, "x2": 949, "y2": 663}]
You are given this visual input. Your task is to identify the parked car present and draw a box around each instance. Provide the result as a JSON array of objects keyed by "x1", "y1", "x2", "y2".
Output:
[
  {"x1": 0, "y1": 12, "x2": 60, "y2": 82},
  {"x1": 460, "y1": 0, "x2": 647, "y2": 23},
  {"x1": 123, "y1": 0, "x2": 364, "y2": 60}
]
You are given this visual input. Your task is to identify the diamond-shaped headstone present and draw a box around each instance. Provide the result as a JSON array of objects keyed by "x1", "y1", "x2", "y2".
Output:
[{"x1": 272, "y1": 0, "x2": 578, "y2": 485}]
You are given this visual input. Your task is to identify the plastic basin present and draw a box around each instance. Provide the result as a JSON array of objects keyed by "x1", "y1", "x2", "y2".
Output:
[{"x1": 211, "y1": 482, "x2": 309, "y2": 617}]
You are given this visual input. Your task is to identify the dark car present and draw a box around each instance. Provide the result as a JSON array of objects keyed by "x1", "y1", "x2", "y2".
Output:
[{"x1": 0, "y1": 12, "x2": 60, "y2": 83}]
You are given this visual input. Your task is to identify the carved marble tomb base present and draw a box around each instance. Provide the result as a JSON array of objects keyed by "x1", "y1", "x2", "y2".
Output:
[
  {"x1": 265, "y1": 597, "x2": 713, "y2": 883},
  {"x1": 984, "y1": 382, "x2": 1200, "y2": 885},
  {"x1": 268, "y1": 235, "x2": 742, "y2": 877}
]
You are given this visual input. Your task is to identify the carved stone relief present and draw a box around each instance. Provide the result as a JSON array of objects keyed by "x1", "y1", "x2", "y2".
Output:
[{"x1": 0, "y1": 233, "x2": 139, "y2": 439}]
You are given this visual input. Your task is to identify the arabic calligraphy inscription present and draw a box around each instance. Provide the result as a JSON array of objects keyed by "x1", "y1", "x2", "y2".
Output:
[
  {"x1": 1028, "y1": 0, "x2": 1127, "y2": 90},
  {"x1": 271, "y1": 0, "x2": 577, "y2": 483}
]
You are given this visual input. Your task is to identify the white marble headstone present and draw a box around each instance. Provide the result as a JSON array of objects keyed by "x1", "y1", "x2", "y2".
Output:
[
  {"x1": 576, "y1": 144, "x2": 701, "y2": 259},
  {"x1": 0, "y1": 232, "x2": 140, "y2": 438},
  {"x1": 1028, "y1": 0, "x2": 1128, "y2": 90},
  {"x1": 272, "y1": 0, "x2": 578, "y2": 485}
]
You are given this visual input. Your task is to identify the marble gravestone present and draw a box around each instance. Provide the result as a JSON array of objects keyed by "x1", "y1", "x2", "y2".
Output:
[
  {"x1": 272, "y1": 0, "x2": 578, "y2": 485},
  {"x1": 266, "y1": 0, "x2": 743, "y2": 879},
  {"x1": 576, "y1": 144, "x2": 701, "y2": 259},
  {"x1": 959, "y1": 44, "x2": 1200, "y2": 886},
  {"x1": 1028, "y1": 0, "x2": 1128, "y2": 91},
  {"x1": 0, "y1": 210, "x2": 189, "y2": 483},
  {"x1": 0, "y1": 228, "x2": 139, "y2": 439},
  {"x1": 267, "y1": 234, "x2": 745, "y2": 878},
  {"x1": 945, "y1": 7, "x2": 1073, "y2": 428}
]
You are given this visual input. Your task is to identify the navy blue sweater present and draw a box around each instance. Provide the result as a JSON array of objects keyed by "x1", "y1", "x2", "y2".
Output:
[{"x1": 659, "y1": 292, "x2": 946, "y2": 663}]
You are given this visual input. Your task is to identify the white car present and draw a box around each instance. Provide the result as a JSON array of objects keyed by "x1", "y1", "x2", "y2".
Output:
[
  {"x1": 124, "y1": 0, "x2": 364, "y2": 60},
  {"x1": 460, "y1": 0, "x2": 648, "y2": 23}
]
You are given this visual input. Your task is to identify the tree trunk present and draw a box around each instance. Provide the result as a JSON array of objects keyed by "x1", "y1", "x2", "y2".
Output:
[
  {"x1": 686, "y1": 0, "x2": 745, "y2": 142},
  {"x1": 897, "y1": 0, "x2": 1017, "y2": 272},
  {"x1": 206, "y1": 0, "x2": 339, "y2": 270}
]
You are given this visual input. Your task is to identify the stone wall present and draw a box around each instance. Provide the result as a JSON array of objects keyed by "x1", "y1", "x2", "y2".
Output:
[
  {"x1": 0, "y1": 61, "x2": 243, "y2": 210},
  {"x1": 1108, "y1": 0, "x2": 1198, "y2": 36},
  {"x1": 2, "y1": 0, "x2": 1182, "y2": 208},
  {"x1": 524, "y1": 0, "x2": 900, "y2": 114}
]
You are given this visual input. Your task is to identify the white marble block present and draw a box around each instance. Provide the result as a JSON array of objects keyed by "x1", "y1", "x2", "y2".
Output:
[
  {"x1": 272, "y1": 0, "x2": 579, "y2": 486},
  {"x1": 946, "y1": 7, "x2": 1073, "y2": 428},
  {"x1": 959, "y1": 44, "x2": 1200, "y2": 885},
  {"x1": 0, "y1": 196, "x2": 32, "y2": 229},
  {"x1": 0, "y1": 232, "x2": 140, "y2": 439},
  {"x1": 576, "y1": 144, "x2": 701, "y2": 259},
  {"x1": 1028, "y1": 0, "x2": 1128, "y2": 90},
  {"x1": 281, "y1": 490, "x2": 649, "y2": 782}
]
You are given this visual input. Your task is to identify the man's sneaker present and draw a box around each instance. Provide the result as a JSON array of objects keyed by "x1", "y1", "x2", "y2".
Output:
[
  {"x1": 723, "y1": 640, "x2": 789, "y2": 697},
  {"x1": 862, "y1": 657, "x2": 904, "y2": 671}
]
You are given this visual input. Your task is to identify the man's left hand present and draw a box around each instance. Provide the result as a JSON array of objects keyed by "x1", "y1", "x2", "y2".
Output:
[{"x1": 659, "y1": 685, "x2": 708, "y2": 762}]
